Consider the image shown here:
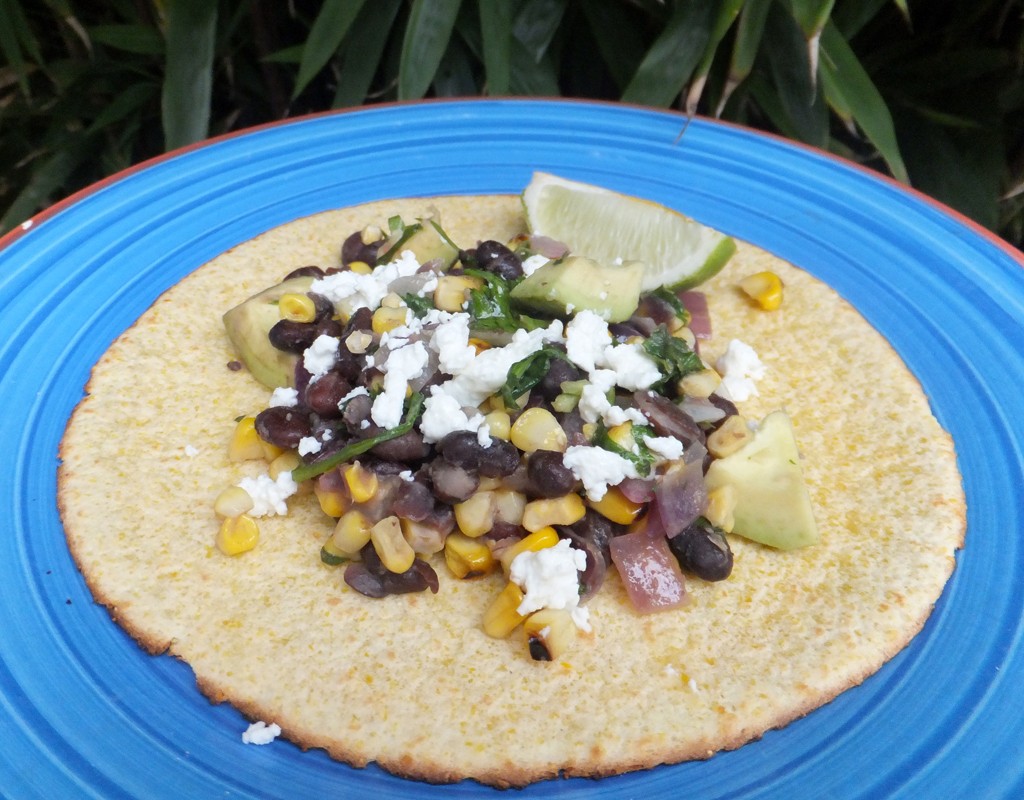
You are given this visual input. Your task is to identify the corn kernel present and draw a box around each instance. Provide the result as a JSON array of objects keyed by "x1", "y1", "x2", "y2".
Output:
[
  {"x1": 314, "y1": 483, "x2": 349, "y2": 518},
  {"x1": 524, "y1": 608, "x2": 578, "y2": 661},
  {"x1": 707, "y1": 415, "x2": 752, "y2": 459},
  {"x1": 360, "y1": 225, "x2": 383, "y2": 245},
  {"x1": 606, "y1": 421, "x2": 636, "y2": 451},
  {"x1": 331, "y1": 509, "x2": 372, "y2": 554},
  {"x1": 268, "y1": 451, "x2": 302, "y2": 480},
  {"x1": 343, "y1": 462, "x2": 378, "y2": 504},
  {"x1": 400, "y1": 517, "x2": 447, "y2": 555},
  {"x1": 499, "y1": 526, "x2": 560, "y2": 572},
  {"x1": 278, "y1": 292, "x2": 317, "y2": 323},
  {"x1": 672, "y1": 326, "x2": 697, "y2": 346},
  {"x1": 738, "y1": 271, "x2": 784, "y2": 310},
  {"x1": 493, "y1": 490, "x2": 527, "y2": 526},
  {"x1": 380, "y1": 291, "x2": 403, "y2": 309},
  {"x1": 214, "y1": 486, "x2": 254, "y2": 518},
  {"x1": 581, "y1": 422, "x2": 598, "y2": 441},
  {"x1": 372, "y1": 305, "x2": 409, "y2": 334},
  {"x1": 347, "y1": 260, "x2": 372, "y2": 275},
  {"x1": 705, "y1": 484, "x2": 737, "y2": 532},
  {"x1": 216, "y1": 514, "x2": 259, "y2": 556},
  {"x1": 444, "y1": 532, "x2": 496, "y2": 578},
  {"x1": 678, "y1": 367, "x2": 721, "y2": 399},
  {"x1": 510, "y1": 407, "x2": 567, "y2": 453},
  {"x1": 484, "y1": 410, "x2": 511, "y2": 440},
  {"x1": 482, "y1": 582, "x2": 526, "y2": 638},
  {"x1": 588, "y1": 485, "x2": 643, "y2": 525},
  {"x1": 522, "y1": 494, "x2": 586, "y2": 532},
  {"x1": 433, "y1": 274, "x2": 483, "y2": 312},
  {"x1": 370, "y1": 515, "x2": 415, "y2": 574},
  {"x1": 453, "y1": 490, "x2": 496, "y2": 538},
  {"x1": 468, "y1": 337, "x2": 491, "y2": 354},
  {"x1": 228, "y1": 416, "x2": 264, "y2": 462},
  {"x1": 345, "y1": 330, "x2": 373, "y2": 354}
]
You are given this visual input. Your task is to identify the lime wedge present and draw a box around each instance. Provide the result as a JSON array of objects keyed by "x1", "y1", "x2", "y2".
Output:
[{"x1": 522, "y1": 172, "x2": 736, "y2": 292}]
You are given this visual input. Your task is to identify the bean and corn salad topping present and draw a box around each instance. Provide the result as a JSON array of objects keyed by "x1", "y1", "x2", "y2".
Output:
[{"x1": 215, "y1": 212, "x2": 783, "y2": 661}]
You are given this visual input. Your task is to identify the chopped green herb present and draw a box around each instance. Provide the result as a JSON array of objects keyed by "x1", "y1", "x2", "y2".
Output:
[
  {"x1": 291, "y1": 392, "x2": 425, "y2": 482},
  {"x1": 500, "y1": 346, "x2": 570, "y2": 408},
  {"x1": 593, "y1": 421, "x2": 657, "y2": 477},
  {"x1": 402, "y1": 292, "x2": 434, "y2": 317},
  {"x1": 464, "y1": 268, "x2": 546, "y2": 333},
  {"x1": 642, "y1": 325, "x2": 704, "y2": 393},
  {"x1": 649, "y1": 287, "x2": 690, "y2": 323}
]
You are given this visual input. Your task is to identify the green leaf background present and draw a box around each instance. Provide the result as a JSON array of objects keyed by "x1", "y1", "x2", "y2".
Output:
[{"x1": 1, "y1": 0, "x2": 1021, "y2": 246}]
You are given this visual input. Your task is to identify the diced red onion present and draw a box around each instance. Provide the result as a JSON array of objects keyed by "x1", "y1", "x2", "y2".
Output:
[
  {"x1": 618, "y1": 477, "x2": 655, "y2": 503},
  {"x1": 608, "y1": 531, "x2": 688, "y2": 613},
  {"x1": 679, "y1": 291, "x2": 711, "y2": 339},
  {"x1": 679, "y1": 396, "x2": 727, "y2": 425},
  {"x1": 650, "y1": 459, "x2": 707, "y2": 538},
  {"x1": 528, "y1": 235, "x2": 570, "y2": 260}
]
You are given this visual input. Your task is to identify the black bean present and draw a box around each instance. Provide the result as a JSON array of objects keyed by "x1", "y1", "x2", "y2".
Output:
[
  {"x1": 436, "y1": 432, "x2": 519, "y2": 477},
  {"x1": 308, "y1": 292, "x2": 335, "y2": 322},
  {"x1": 304, "y1": 371, "x2": 351, "y2": 418},
  {"x1": 283, "y1": 265, "x2": 325, "y2": 280},
  {"x1": 254, "y1": 406, "x2": 312, "y2": 449},
  {"x1": 475, "y1": 240, "x2": 523, "y2": 281},
  {"x1": 537, "y1": 357, "x2": 582, "y2": 401},
  {"x1": 390, "y1": 480, "x2": 435, "y2": 521},
  {"x1": 428, "y1": 458, "x2": 479, "y2": 504},
  {"x1": 268, "y1": 319, "x2": 318, "y2": 353},
  {"x1": 476, "y1": 438, "x2": 521, "y2": 478},
  {"x1": 668, "y1": 518, "x2": 733, "y2": 581},
  {"x1": 369, "y1": 429, "x2": 429, "y2": 462},
  {"x1": 341, "y1": 230, "x2": 383, "y2": 267},
  {"x1": 568, "y1": 509, "x2": 623, "y2": 565},
  {"x1": 526, "y1": 450, "x2": 576, "y2": 498}
]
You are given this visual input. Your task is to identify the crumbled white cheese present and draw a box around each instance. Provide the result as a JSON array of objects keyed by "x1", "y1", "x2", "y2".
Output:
[
  {"x1": 236, "y1": 471, "x2": 298, "y2": 517},
  {"x1": 371, "y1": 341, "x2": 429, "y2": 429},
  {"x1": 398, "y1": 470, "x2": 415, "y2": 483},
  {"x1": 303, "y1": 334, "x2": 340, "y2": 380},
  {"x1": 562, "y1": 445, "x2": 639, "y2": 501},
  {"x1": 716, "y1": 339, "x2": 765, "y2": 402},
  {"x1": 268, "y1": 386, "x2": 298, "y2": 408},
  {"x1": 297, "y1": 436, "x2": 322, "y2": 456},
  {"x1": 338, "y1": 386, "x2": 369, "y2": 408},
  {"x1": 419, "y1": 385, "x2": 490, "y2": 444},
  {"x1": 310, "y1": 249, "x2": 422, "y2": 314},
  {"x1": 509, "y1": 539, "x2": 591, "y2": 632},
  {"x1": 521, "y1": 254, "x2": 549, "y2": 277},
  {"x1": 565, "y1": 310, "x2": 610, "y2": 373},
  {"x1": 429, "y1": 312, "x2": 476, "y2": 375},
  {"x1": 242, "y1": 721, "x2": 282, "y2": 745},
  {"x1": 643, "y1": 435, "x2": 684, "y2": 462},
  {"x1": 602, "y1": 341, "x2": 661, "y2": 391}
]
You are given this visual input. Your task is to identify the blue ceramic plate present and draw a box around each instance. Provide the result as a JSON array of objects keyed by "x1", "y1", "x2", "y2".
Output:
[{"x1": 2, "y1": 100, "x2": 1022, "y2": 799}]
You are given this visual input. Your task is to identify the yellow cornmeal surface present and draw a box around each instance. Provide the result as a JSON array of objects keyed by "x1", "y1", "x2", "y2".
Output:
[{"x1": 58, "y1": 195, "x2": 965, "y2": 787}]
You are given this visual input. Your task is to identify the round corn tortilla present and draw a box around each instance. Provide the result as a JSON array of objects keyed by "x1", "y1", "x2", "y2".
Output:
[{"x1": 58, "y1": 194, "x2": 965, "y2": 787}]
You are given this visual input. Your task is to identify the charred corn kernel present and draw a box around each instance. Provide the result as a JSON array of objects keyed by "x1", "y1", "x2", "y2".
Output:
[
  {"x1": 268, "y1": 451, "x2": 302, "y2": 480},
  {"x1": 380, "y1": 291, "x2": 403, "y2": 309},
  {"x1": 581, "y1": 422, "x2": 598, "y2": 441},
  {"x1": 314, "y1": 484, "x2": 349, "y2": 518},
  {"x1": 493, "y1": 490, "x2": 527, "y2": 526},
  {"x1": 483, "y1": 582, "x2": 527, "y2": 638},
  {"x1": 522, "y1": 494, "x2": 586, "y2": 532},
  {"x1": 499, "y1": 526, "x2": 560, "y2": 572},
  {"x1": 484, "y1": 410, "x2": 511, "y2": 440},
  {"x1": 468, "y1": 337, "x2": 491, "y2": 354},
  {"x1": 444, "y1": 532, "x2": 496, "y2": 578},
  {"x1": 347, "y1": 260, "x2": 372, "y2": 275},
  {"x1": 433, "y1": 274, "x2": 483, "y2": 312},
  {"x1": 588, "y1": 485, "x2": 643, "y2": 525},
  {"x1": 216, "y1": 514, "x2": 259, "y2": 555},
  {"x1": 400, "y1": 517, "x2": 447, "y2": 555},
  {"x1": 345, "y1": 330, "x2": 373, "y2": 354},
  {"x1": 331, "y1": 509, "x2": 372, "y2": 554},
  {"x1": 228, "y1": 416, "x2": 264, "y2": 461},
  {"x1": 678, "y1": 367, "x2": 721, "y2": 399},
  {"x1": 453, "y1": 490, "x2": 496, "y2": 538},
  {"x1": 343, "y1": 462, "x2": 378, "y2": 503},
  {"x1": 705, "y1": 484, "x2": 737, "y2": 532},
  {"x1": 278, "y1": 292, "x2": 317, "y2": 323},
  {"x1": 214, "y1": 486, "x2": 254, "y2": 518},
  {"x1": 739, "y1": 271, "x2": 784, "y2": 310},
  {"x1": 666, "y1": 314, "x2": 686, "y2": 333},
  {"x1": 524, "y1": 608, "x2": 578, "y2": 661},
  {"x1": 320, "y1": 537, "x2": 349, "y2": 566},
  {"x1": 707, "y1": 414, "x2": 752, "y2": 459},
  {"x1": 606, "y1": 421, "x2": 636, "y2": 451},
  {"x1": 672, "y1": 326, "x2": 697, "y2": 346},
  {"x1": 370, "y1": 515, "x2": 415, "y2": 574},
  {"x1": 510, "y1": 407, "x2": 567, "y2": 453},
  {"x1": 372, "y1": 305, "x2": 408, "y2": 334}
]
